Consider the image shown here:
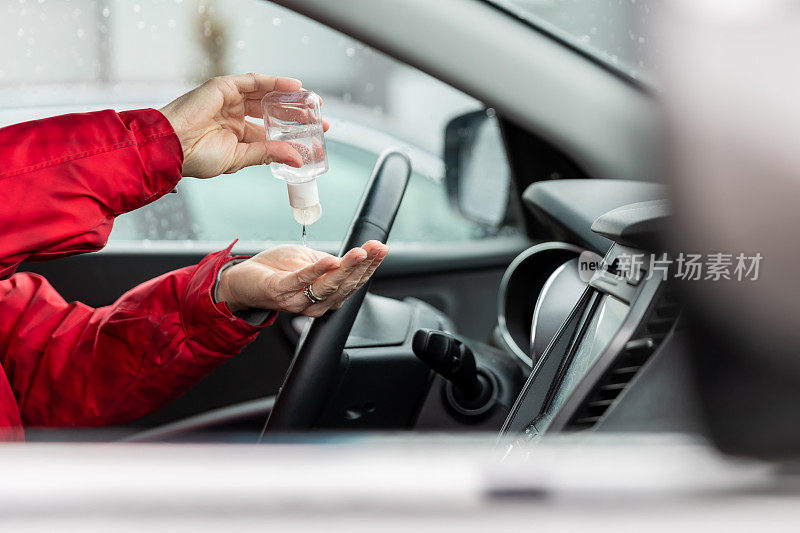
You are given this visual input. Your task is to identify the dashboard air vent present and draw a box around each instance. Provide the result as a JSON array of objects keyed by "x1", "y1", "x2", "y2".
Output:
[{"x1": 566, "y1": 286, "x2": 681, "y2": 430}]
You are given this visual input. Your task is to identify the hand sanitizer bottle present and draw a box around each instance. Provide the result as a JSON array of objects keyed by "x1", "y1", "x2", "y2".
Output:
[{"x1": 262, "y1": 90, "x2": 328, "y2": 225}]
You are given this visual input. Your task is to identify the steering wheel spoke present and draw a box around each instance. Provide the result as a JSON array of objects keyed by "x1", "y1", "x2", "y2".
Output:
[{"x1": 261, "y1": 150, "x2": 412, "y2": 435}]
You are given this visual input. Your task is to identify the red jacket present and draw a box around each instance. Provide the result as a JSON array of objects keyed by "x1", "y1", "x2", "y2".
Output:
[{"x1": 0, "y1": 108, "x2": 270, "y2": 440}]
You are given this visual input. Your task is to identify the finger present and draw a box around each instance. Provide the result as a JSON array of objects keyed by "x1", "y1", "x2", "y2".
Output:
[
  {"x1": 228, "y1": 140, "x2": 303, "y2": 173},
  {"x1": 245, "y1": 99, "x2": 262, "y2": 118},
  {"x1": 287, "y1": 255, "x2": 370, "y2": 316},
  {"x1": 247, "y1": 98, "x2": 330, "y2": 133},
  {"x1": 273, "y1": 76, "x2": 304, "y2": 92},
  {"x1": 326, "y1": 244, "x2": 388, "y2": 311},
  {"x1": 247, "y1": 98, "x2": 310, "y2": 121},
  {"x1": 316, "y1": 95, "x2": 330, "y2": 131},
  {"x1": 307, "y1": 247, "x2": 368, "y2": 299},
  {"x1": 360, "y1": 240, "x2": 388, "y2": 256},
  {"x1": 340, "y1": 247, "x2": 370, "y2": 269},
  {"x1": 278, "y1": 255, "x2": 341, "y2": 292},
  {"x1": 225, "y1": 73, "x2": 303, "y2": 97},
  {"x1": 313, "y1": 245, "x2": 388, "y2": 312},
  {"x1": 315, "y1": 248, "x2": 380, "y2": 307},
  {"x1": 330, "y1": 264, "x2": 379, "y2": 311},
  {"x1": 243, "y1": 120, "x2": 266, "y2": 143},
  {"x1": 355, "y1": 247, "x2": 388, "y2": 287},
  {"x1": 247, "y1": 99, "x2": 323, "y2": 129},
  {"x1": 313, "y1": 94, "x2": 329, "y2": 131},
  {"x1": 246, "y1": 90, "x2": 329, "y2": 132},
  {"x1": 245, "y1": 98, "x2": 270, "y2": 119},
  {"x1": 310, "y1": 260, "x2": 374, "y2": 314},
  {"x1": 356, "y1": 241, "x2": 388, "y2": 278}
]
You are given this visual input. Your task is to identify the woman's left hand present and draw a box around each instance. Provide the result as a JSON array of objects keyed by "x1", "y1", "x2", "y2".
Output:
[{"x1": 216, "y1": 241, "x2": 389, "y2": 317}]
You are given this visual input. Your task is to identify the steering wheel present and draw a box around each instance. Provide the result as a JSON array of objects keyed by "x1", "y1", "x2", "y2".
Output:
[{"x1": 261, "y1": 150, "x2": 412, "y2": 435}]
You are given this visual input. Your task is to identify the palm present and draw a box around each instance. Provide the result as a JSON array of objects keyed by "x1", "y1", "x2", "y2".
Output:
[
  {"x1": 188, "y1": 125, "x2": 243, "y2": 178},
  {"x1": 174, "y1": 82, "x2": 251, "y2": 177},
  {"x1": 250, "y1": 245, "x2": 329, "y2": 278}
]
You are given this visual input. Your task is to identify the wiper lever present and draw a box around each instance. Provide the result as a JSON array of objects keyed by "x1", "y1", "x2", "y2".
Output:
[{"x1": 412, "y1": 329, "x2": 495, "y2": 414}]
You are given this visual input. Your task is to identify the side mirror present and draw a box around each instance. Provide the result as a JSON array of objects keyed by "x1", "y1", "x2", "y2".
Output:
[{"x1": 443, "y1": 109, "x2": 512, "y2": 231}]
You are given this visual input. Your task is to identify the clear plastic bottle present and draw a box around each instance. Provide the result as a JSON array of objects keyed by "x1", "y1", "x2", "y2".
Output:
[{"x1": 261, "y1": 90, "x2": 328, "y2": 225}]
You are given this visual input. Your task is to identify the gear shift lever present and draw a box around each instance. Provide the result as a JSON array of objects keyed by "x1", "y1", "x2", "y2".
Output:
[{"x1": 412, "y1": 329, "x2": 495, "y2": 413}]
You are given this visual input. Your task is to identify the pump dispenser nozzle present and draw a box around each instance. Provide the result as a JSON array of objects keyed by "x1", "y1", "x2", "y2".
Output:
[{"x1": 287, "y1": 180, "x2": 322, "y2": 226}]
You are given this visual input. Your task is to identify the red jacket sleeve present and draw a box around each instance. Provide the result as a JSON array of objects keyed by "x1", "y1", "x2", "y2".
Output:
[
  {"x1": 0, "y1": 109, "x2": 182, "y2": 278},
  {"x1": 0, "y1": 244, "x2": 268, "y2": 427},
  {"x1": 0, "y1": 109, "x2": 272, "y2": 428}
]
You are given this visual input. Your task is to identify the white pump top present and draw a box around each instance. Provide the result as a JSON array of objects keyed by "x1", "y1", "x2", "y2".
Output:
[{"x1": 286, "y1": 181, "x2": 322, "y2": 225}]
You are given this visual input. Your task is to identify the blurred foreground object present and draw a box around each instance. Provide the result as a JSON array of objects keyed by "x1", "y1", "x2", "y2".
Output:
[
  {"x1": 0, "y1": 435, "x2": 796, "y2": 529},
  {"x1": 657, "y1": 0, "x2": 800, "y2": 458}
]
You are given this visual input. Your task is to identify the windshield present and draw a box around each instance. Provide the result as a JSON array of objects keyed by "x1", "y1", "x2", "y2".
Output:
[{"x1": 485, "y1": 0, "x2": 654, "y2": 80}]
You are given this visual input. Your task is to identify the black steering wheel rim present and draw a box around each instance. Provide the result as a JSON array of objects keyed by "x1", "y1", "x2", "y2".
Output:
[{"x1": 261, "y1": 150, "x2": 412, "y2": 435}]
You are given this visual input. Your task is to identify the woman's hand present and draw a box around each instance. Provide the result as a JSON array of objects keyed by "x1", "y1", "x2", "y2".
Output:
[
  {"x1": 216, "y1": 241, "x2": 389, "y2": 317},
  {"x1": 159, "y1": 73, "x2": 329, "y2": 178}
]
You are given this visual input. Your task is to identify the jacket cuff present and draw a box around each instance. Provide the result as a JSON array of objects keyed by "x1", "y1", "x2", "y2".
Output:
[
  {"x1": 214, "y1": 258, "x2": 276, "y2": 326},
  {"x1": 114, "y1": 108, "x2": 183, "y2": 215},
  {"x1": 181, "y1": 243, "x2": 274, "y2": 355}
]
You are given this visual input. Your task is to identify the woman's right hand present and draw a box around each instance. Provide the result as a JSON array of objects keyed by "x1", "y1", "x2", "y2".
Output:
[{"x1": 159, "y1": 73, "x2": 329, "y2": 178}]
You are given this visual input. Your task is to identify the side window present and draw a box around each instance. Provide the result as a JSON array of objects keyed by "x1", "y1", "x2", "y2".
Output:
[{"x1": 1, "y1": 0, "x2": 516, "y2": 245}]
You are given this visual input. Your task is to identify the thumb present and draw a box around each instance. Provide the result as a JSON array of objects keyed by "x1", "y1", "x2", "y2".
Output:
[{"x1": 228, "y1": 140, "x2": 303, "y2": 173}]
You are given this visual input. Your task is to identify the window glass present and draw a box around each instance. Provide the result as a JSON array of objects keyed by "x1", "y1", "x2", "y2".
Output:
[
  {"x1": 1, "y1": 0, "x2": 517, "y2": 245},
  {"x1": 486, "y1": 0, "x2": 655, "y2": 79}
]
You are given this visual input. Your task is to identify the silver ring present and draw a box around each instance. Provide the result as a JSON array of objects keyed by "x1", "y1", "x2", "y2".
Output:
[{"x1": 303, "y1": 284, "x2": 326, "y2": 304}]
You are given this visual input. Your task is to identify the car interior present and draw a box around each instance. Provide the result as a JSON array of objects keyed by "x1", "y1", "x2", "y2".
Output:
[{"x1": 14, "y1": 0, "x2": 712, "y2": 449}]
